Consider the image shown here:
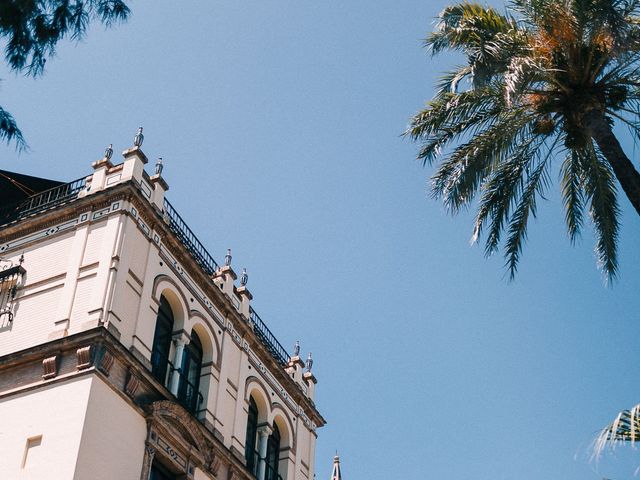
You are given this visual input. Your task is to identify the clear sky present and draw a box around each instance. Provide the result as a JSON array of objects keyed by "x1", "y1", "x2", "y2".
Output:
[{"x1": 1, "y1": 2, "x2": 639, "y2": 479}]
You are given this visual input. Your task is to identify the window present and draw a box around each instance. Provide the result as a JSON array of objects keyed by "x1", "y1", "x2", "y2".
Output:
[
  {"x1": 177, "y1": 331, "x2": 203, "y2": 413},
  {"x1": 150, "y1": 461, "x2": 176, "y2": 480},
  {"x1": 245, "y1": 396, "x2": 259, "y2": 474},
  {"x1": 265, "y1": 424, "x2": 281, "y2": 480},
  {"x1": 151, "y1": 296, "x2": 174, "y2": 385}
]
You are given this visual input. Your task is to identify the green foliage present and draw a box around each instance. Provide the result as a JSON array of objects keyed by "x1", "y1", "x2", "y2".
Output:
[
  {"x1": 408, "y1": 0, "x2": 640, "y2": 281},
  {"x1": 0, "y1": 0, "x2": 130, "y2": 150}
]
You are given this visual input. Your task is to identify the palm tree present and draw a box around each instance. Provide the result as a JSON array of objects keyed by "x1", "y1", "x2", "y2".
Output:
[
  {"x1": 407, "y1": 0, "x2": 640, "y2": 280},
  {"x1": 0, "y1": 0, "x2": 130, "y2": 149}
]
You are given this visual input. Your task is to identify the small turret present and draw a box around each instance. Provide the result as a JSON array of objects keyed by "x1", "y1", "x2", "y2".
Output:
[{"x1": 330, "y1": 454, "x2": 342, "y2": 480}]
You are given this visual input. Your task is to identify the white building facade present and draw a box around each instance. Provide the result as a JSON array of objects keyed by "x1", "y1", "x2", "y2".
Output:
[{"x1": 0, "y1": 140, "x2": 324, "y2": 480}]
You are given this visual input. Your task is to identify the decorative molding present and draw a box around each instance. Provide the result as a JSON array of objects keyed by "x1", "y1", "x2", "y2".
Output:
[
  {"x1": 125, "y1": 370, "x2": 140, "y2": 397},
  {"x1": 76, "y1": 346, "x2": 92, "y2": 370},
  {"x1": 42, "y1": 355, "x2": 57, "y2": 379},
  {"x1": 210, "y1": 455, "x2": 221, "y2": 477},
  {"x1": 97, "y1": 349, "x2": 115, "y2": 376},
  {"x1": 139, "y1": 442, "x2": 156, "y2": 480},
  {"x1": 227, "y1": 466, "x2": 240, "y2": 480}
]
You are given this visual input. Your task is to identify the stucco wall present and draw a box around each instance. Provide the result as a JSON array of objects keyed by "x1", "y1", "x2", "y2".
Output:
[
  {"x1": 73, "y1": 376, "x2": 146, "y2": 480},
  {"x1": 0, "y1": 376, "x2": 92, "y2": 479},
  {"x1": 0, "y1": 216, "x2": 118, "y2": 357}
]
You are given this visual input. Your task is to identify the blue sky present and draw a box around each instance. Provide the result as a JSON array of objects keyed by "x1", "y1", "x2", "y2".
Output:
[{"x1": 1, "y1": 1, "x2": 639, "y2": 479}]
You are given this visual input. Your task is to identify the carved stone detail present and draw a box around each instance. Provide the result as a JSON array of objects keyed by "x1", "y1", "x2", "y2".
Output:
[
  {"x1": 98, "y1": 349, "x2": 115, "y2": 376},
  {"x1": 76, "y1": 345, "x2": 92, "y2": 370},
  {"x1": 42, "y1": 355, "x2": 57, "y2": 379},
  {"x1": 125, "y1": 371, "x2": 140, "y2": 398},
  {"x1": 227, "y1": 466, "x2": 239, "y2": 480},
  {"x1": 210, "y1": 455, "x2": 221, "y2": 477},
  {"x1": 139, "y1": 442, "x2": 156, "y2": 480}
]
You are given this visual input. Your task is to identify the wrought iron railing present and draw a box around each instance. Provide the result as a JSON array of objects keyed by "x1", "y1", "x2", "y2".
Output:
[
  {"x1": 0, "y1": 173, "x2": 292, "y2": 369},
  {"x1": 163, "y1": 198, "x2": 220, "y2": 275},
  {"x1": 176, "y1": 369, "x2": 203, "y2": 414},
  {"x1": 265, "y1": 461, "x2": 283, "y2": 480},
  {"x1": 250, "y1": 307, "x2": 290, "y2": 367},
  {"x1": 0, "y1": 176, "x2": 86, "y2": 226},
  {"x1": 162, "y1": 199, "x2": 291, "y2": 367},
  {"x1": 151, "y1": 348, "x2": 204, "y2": 415},
  {"x1": 247, "y1": 449, "x2": 283, "y2": 480}
]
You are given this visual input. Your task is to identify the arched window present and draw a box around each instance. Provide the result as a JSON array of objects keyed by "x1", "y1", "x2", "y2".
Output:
[
  {"x1": 178, "y1": 331, "x2": 203, "y2": 413},
  {"x1": 265, "y1": 424, "x2": 281, "y2": 480},
  {"x1": 151, "y1": 295, "x2": 174, "y2": 385},
  {"x1": 245, "y1": 396, "x2": 259, "y2": 474}
]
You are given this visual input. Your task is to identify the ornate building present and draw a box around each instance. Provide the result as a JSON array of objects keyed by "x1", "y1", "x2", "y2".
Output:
[{"x1": 0, "y1": 134, "x2": 324, "y2": 479}]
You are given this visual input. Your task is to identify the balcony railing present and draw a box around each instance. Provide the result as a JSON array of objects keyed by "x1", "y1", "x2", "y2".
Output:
[
  {"x1": 151, "y1": 349, "x2": 204, "y2": 415},
  {"x1": 249, "y1": 307, "x2": 290, "y2": 367},
  {"x1": 0, "y1": 176, "x2": 86, "y2": 226},
  {"x1": 247, "y1": 450, "x2": 283, "y2": 480}
]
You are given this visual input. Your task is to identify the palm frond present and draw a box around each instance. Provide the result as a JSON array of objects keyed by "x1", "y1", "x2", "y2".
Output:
[
  {"x1": 504, "y1": 155, "x2": 551, "y2": 278},
  {"x1": 593, "y1": 403, "x2": 640, "y2": 460},
  {"x1": 472, "y1": 137, "x2": 539, "y2": 255},
  {"x1": 560, "y1": 150, "x2": 586, "y2": 243},
  {"x1": 431, "y1": 109, "x2": 532, "y2": 212},
  {"x1": 582, "y1": 142, "x2": 620, "y2": 281}
]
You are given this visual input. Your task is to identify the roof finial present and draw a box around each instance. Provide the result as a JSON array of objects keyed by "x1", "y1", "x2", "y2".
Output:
[
  {"x1": 134, "y1": 126, "x2": 144, "y2": 147},
  {"x1": 306, "y1": 352, "x2": 313, "y2": 372},
  {"x1": 240, "y1": 268, "x2": 248, "y2": 286},
  {"x1": 330, "y1": 453, "x2": 341, "y2": 480},
  {"x1": 293, "y1": 340, "x2": 300, "y2": 357},
  {"x1": 105, "y1": 143, "x2": 113, "y2": 160},
  {"x1": 224, "y1": 248, "x2": 232, "y2": 267},
  {"x1": 155, "y1": 157, "x2": 163, "y2": 176}
]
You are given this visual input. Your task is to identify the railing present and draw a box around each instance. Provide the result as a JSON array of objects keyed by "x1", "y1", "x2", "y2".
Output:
[
  {"x1": 0, "y1": 176, "x2": 86, "y2": 226},
  {"x1": 163, "y1": 199, "x2": 291, "y2": 368},
  {"x1": 151, "y1": 349, "x2": 204, "y2": 415},
  {"x1": 250, "y1": 307, "x2": 290, "y2": 367},
  {"x1": 0, "y1": 174, "x2": 292, "y2": 370},
  {"x1": 176, "y1": 369, "x2": 204, "y2": 414},
  {"x1": 247, "y1": 450, "x2": 283, "y2": 480},
  {"x1": 163, "y1": 198, "x2": 220, "y2": 275},
  {"x1": 265, "y1": 461, "x2": 283, "y2": 480}
]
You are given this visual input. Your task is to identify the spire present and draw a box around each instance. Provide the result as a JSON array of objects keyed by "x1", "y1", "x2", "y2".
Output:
[{"x1": 330, "y1": 454, "x2": 341, "y2": 480}]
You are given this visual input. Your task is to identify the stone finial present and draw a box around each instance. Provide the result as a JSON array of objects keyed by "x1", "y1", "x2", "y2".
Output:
[
  {"x1": 155, "y1": 157, "x2": 163, "y2": 175},
  {"x1": 224, "y1": 248, "x2": 232, "y2": 267},
  {"x1": 293, "y1": 341, "x2": 300, "y2": 357},
  {"x1": 306, "y1": 352, "x2": 313, "y2": 372},
  {"x1": 240, "y1": 268, "x2": 248, "y2": 287},
  {"x1": 134, "y1": 126, "x2": 144, "y2": 147},
  {"x1": 105, "y1": 143, "x2": 113, "y2": 160}
]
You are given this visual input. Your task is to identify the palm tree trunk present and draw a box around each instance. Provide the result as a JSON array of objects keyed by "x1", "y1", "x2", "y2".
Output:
[{"x1": 584, "y1": 110, "x2": 640, "y2": 216}]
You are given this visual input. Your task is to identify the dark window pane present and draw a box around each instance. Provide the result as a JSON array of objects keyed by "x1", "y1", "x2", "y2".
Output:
[
  {"x1": 245, "y1": 396, "x2": 259, "y2": 474},
  {"x1": 150, "y1": 462, "x2": 175, "y2": 480},
  {"x1": 177, "y1": 330, "x2": 203, "y2": 413},
  {"x1": 151, "y1": 296, "x2": 174, "y2": 385}
]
